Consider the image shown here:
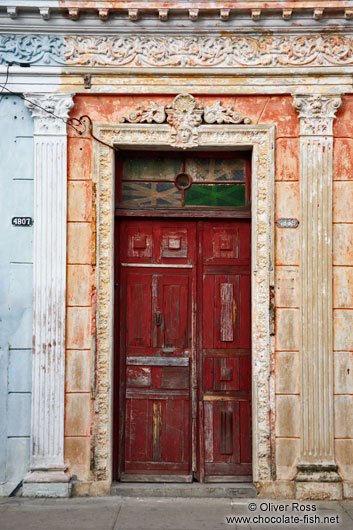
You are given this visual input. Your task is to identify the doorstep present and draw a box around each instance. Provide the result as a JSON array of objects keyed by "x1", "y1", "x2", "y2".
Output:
[{"x1": 111, "y1": 482, "x2": 257, "y2": 498}]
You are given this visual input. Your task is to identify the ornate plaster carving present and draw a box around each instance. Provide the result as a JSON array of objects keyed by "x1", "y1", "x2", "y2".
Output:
[
  {"x1": 25, "y1": 93, "x2": 75, "y2": 134},
  {"x1": 293, "y1": 95, "x2": 342, "y2": 135},
  {"x1": 203, "y1": 101, "x2": 252, "y2": 125},
  {"x1": 64, "y1": 35, "x2": 353, "y2": 68},
  {"x1": 120, "y1": 94, "x2": 251, "y2": 148},
  {"x1": 2, "y1": 34, "x2": 353, "y2": 69},
  {"x1": 119, "y1": 101, "x2": 166, "y2": 124},
  {"x1": 91, "y1": 121, "x2": 275, "y2": 485},
  {"x1": 0, "y1": 35, "x2": 64, "y2": 65}
]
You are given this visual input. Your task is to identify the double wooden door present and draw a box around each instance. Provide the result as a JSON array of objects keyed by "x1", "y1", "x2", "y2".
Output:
[{"x1": 116, "y1": 219, "x2": 251, "y2": 482}]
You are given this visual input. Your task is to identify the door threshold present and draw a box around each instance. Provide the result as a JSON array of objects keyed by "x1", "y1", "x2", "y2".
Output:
[
  {"x1": 120, "y1": 473, "x2": 193, "y2": 483},
  {"x1": 205, "y1": 475, "x2": 253, "y2": 483},
  {"x1": 111, "y1": 481, "x2": 257, "y2": 498}
]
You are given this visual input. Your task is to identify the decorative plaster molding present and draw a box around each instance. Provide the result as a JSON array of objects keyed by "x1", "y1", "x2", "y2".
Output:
[
  {"x1": 64, "y1": 35, "x2": 353, "y2": 68},
  {"x1": 25, "y1": 93, "x2": 75, "y2": 134},
  {"x1": 120, "y1": 94, "x2": 251, "y2": 148},
  {"x1": 293, "y1": 95, "x2": 342, "y2": 135},
  {"x1": 2, "y1": 34, "x2": 353, "y2": 69},
  {"x1": 0, "y1": 35, "x2": 64, "y2": 65},
  {"x1": 91, "y1": 121, "x2": 275, "y2": 485}
]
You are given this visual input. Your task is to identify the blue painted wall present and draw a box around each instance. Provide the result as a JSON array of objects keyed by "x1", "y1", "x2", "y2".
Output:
[{"x1": 0, "y1": 95, "x2": 33, "y2": 495}]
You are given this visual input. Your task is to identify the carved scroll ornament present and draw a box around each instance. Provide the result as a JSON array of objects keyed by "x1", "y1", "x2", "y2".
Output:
[
  {"x1": 120, "y1": 94, "x2": 251, "y2": 148},
  {"x1": 64, "y1": 35, "x2": 353, "y2": 68},
  {"x1": 3, "y1": 35, "x2": 353, "y2": 68}
]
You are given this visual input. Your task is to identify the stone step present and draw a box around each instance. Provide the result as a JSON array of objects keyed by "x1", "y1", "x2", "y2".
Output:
[{"x1": 111, "y1": 482, "x2": 257, "y2": 498}]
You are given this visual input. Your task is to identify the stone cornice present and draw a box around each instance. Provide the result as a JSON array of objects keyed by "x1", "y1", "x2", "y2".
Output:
[
  {"x1": 2, "y1": 3, "x2": 353, "y2": 33},
  {"x1": 3, "y1": 1, "x2": 353, "y2": 19},
  {"x1": 3, "y1": 34, "x2": 353, "y2": 69}
]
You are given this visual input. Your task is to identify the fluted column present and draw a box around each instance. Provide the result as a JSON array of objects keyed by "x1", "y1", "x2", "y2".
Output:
[
  {"x1": 293, "y1": 95, "x2": 342, "y2": 500},
  {"x1": 23, "y1": 94, "x2": 75, "y2": 497}
]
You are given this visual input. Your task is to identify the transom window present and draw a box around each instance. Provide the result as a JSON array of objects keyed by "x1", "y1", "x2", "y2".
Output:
[{"x1": 115, "y1": 152, "x2": 251, "y2": 211}]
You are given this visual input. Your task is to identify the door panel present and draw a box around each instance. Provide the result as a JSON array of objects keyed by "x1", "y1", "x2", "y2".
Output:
[
  {"x1": 200, "y1": 221, "x2": 251, "y2": 480},
  {"x1": 126, "y1": 274, "x2": 152, "y2": 348},
  {"x1": 120, "y1": 220, "x2": 195, "y2": 478},
  {"x1": 158, "y1": 276, "x2": 189, "y2": 349},
  {"x1": 117, "y1": 219, "x2": 251, "y2": 481},
  {"x1": 120, "y1": 219, "x2": 195, "y2": 265}
]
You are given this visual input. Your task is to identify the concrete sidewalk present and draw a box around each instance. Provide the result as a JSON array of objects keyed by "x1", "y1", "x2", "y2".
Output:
[{"x1": 0, "y1": 496, "x2": 353, "y2": 530}]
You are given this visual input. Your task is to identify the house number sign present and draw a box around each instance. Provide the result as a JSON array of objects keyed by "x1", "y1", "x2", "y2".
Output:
[
  {"x1": 12, "y1": 217, "x2": 33, "y2": 226},
  {"x1": 277, "y1": 218, "x2": 299, "y2": 228}
]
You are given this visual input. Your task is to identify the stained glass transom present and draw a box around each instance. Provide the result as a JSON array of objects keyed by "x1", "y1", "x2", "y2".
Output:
[{"x1": 116, "y1": 154, "x2": 249, "y2": 210}]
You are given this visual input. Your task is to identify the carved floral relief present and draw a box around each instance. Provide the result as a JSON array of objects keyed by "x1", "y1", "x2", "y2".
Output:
[
  {"x1": 2, "y1": 34, "x2": 353, "y2": 68},
  {"x1": 120, "y1": 94, "x2": 251, "y2": 148},
  {"x1": 64, "y1": 35, "x2": 353, "y2": 68}
]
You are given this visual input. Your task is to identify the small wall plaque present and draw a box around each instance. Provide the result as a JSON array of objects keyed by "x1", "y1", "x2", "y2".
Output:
[
  {"x1": 277, "y1": 218, "x2": 299, "y2": 228},
  {"x1": 12, "y1": 217, "x2": 33, "y2": 227}
]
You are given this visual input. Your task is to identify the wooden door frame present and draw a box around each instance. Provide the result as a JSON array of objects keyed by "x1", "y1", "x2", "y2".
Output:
[{"x1": 92, "y1": 121, "x2": 275, "y2": 489}]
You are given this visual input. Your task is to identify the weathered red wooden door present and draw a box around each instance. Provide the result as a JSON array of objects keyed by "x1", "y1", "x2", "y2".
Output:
[
  {"x1": 118, "y1": 220, "x2": 196, "y2": 481},
  {"x1": 116, "y1": 219, "x2": 251, "y2": 482},
  {"x1": 199, "y1": 221, "x2": 252, "y2": 481}
]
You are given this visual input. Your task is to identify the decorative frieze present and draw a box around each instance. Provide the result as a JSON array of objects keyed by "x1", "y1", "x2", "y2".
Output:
[
  {"x1": 23, "y1": 93, "x2": 74, "y2": 497},
  {"x1": 293, "y1": 94, "x2": 343, "y2": 500},
  {"x1": 64, "y1": 35, "x2": 353, "y2": 68},
  {"x1": 3, "y1": 34, "x2": 353, "y2": 68},
  {"x1": 0, "y1": 35, "x2": 64, "y2": 65}
]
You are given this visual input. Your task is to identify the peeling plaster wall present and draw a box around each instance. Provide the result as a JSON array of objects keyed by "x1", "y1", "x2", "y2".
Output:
[
  {"x1": 332, "y1": 97, "x2": 353, "y2": 489},
  {"x1": 0, "y1": 95, "x2": 34, "y2": 495}
]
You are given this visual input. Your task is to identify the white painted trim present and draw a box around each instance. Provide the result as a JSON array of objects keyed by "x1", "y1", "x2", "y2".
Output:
[{"x1": 22, "y1": 93, "x2": 74, "y2": 498}]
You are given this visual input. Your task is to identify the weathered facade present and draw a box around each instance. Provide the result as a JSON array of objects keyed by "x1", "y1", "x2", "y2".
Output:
[{"x1": 1, "y1": 1, "x2": 353, "y2": 500}]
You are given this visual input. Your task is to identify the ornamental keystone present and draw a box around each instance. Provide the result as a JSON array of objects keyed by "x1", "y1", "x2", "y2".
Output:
[{"x1": 120, "y1": 94, "x2": 251, "y2": 148}]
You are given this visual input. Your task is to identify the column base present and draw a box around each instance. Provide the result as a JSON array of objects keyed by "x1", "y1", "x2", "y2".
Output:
[
  {"x1": 23, "y1": 469, "x2": 72, "y2": 498},
  {"x1": 343, "y1": 483, "x2": 353, "y2": 499},
  {"x1": 295, "y1": 464, "x2": 343, "y2": 500}
]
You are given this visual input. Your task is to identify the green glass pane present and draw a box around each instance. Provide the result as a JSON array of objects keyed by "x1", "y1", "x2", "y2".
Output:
[
  {"x1": 121, "y1": 182, "x2": 182, "y2": 208},
  {"x1": 185, "y1": 158, "x2": 245, "y2": 182},
  {"x1": 185, "y1": 184, "x2": 245, "y2": 207},
  {"x1": 122, "y1": 157, "x2": 182, "y2": 180}
]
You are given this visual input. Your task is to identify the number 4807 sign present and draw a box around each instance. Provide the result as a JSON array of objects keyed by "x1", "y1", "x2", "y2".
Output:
[{"x1": 12, "y1": 217, "x2": 33, "y2": 227}]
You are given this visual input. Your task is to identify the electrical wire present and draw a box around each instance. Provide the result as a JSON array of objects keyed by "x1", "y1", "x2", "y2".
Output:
[
  {"x1": 0, "y1": 66, "x2": 117, "y2": 151},
  {"x1": 0, "y1": 63, "x2": 11, "y2": 104}
]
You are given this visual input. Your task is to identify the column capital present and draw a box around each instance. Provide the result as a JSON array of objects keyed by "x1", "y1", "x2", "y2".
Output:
[
  {"x1": 24, "y1": 93, "x2": 75, "y2": 135},
  {"x1": 293, "y1": 94, "x2": 341, "y2": 135}
]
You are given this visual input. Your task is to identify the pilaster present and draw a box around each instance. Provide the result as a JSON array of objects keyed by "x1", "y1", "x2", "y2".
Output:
[
  {"x1": 293, "y1": 94, "x2": 343, "y2": 500},
  {"x1": 23, "y1": 93, "x2": 75, "y2": 497}
]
